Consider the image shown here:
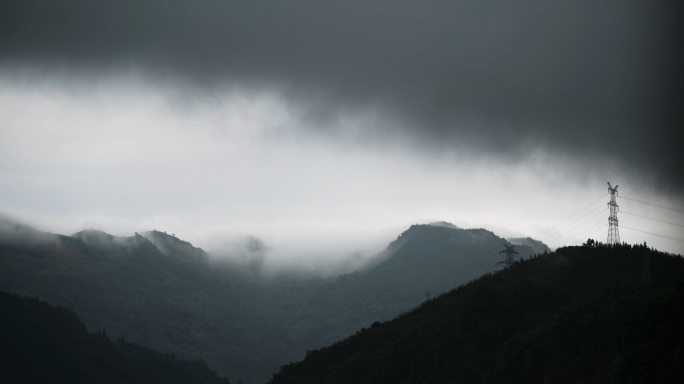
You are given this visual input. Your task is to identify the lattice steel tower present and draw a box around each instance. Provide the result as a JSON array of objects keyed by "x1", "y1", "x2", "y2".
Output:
[
  {"x1": 497, "y1": 244, "x2": 519, "y2": 296},
  {"x1": 607, "y1": 182, "x2": 620, "y2": 245}
]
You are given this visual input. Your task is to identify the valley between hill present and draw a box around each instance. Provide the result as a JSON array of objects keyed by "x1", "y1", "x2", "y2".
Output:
[{"x1": 0, "y1": 222, "x2": 537, "y2": 383}]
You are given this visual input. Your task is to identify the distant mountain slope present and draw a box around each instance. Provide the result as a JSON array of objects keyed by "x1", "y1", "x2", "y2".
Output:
[
  {"x1": 268, "y1": 243, "x2": 684, "y2": 384},
  {"x1": 0, "y1": 291, "x2": 229, "y2": 384},
  {"x1": 291, "y1": 225, "x2": 539, "y2": 349},
  {"x1": 0, "y1": 227, "x2": 281, "y2": 383},
  {"x1": 0, "y1": 220, "x2": 544, "y2": 383},
  {"x1": 506, "y1": 237, "x2": 550, "y2": 254}
]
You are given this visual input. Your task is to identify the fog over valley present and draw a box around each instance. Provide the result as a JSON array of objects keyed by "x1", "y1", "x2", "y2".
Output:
[{"x1": 1, "y1": 2, "x2": 683, "y2": 383}]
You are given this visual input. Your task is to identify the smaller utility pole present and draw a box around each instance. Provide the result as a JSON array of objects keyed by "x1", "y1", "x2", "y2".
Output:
[{"x1": 497, "y1": 244, "x2": 519, "y2": 296}]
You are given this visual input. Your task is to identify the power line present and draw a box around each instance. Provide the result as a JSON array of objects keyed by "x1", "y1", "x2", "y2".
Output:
[
  {"x1": 621, "y1": 211, "x2": 684, "y2": 229},
  {"x1": 542, "y1": 206, "x2": 607, "y2": 244},
  {"x1": 571, "y1": 223, "x2": 608, "y2": 246},
  {"x1": 620, "y1": 196, "x2": 684, "y2": 214},
  {"x1": 539, "y1": 203, "x2": 606, "y2": 243},
  {"x1": 539, "y1": 204, "x2": 603, "y2": 242},
  {"x1": 580, "y1": 221, "x2": 609, "y2": 239},
  {"x1": 541, "y1": 203, "x2": 606, "y2": 239},
  {"x1": 553, "y1": 209, "x2": 608, "y2": 245},
  {"x1": 572, "y1": 223, "x2": 608, "y2": 245},
  {"x1": 535, "y1": 193, "x2": 608, "y2": 238},
  {"x1": 621, "y1": 225, "x2": 684, "y2": 243},
  {"x1": 470, "y1": 251, "x2": 506, "y2": 273}
]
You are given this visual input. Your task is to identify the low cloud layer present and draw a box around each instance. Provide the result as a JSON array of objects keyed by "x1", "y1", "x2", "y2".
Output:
[
  {"x1": 0, "y1": 214, "x2": 60, "y2": 247},
  {"x1": 1, "y1": 72, "x2": 683, "y2": 257},
  {"x1": 1, "y1": 1, "x2": 683, "y2": 262},
  {"x1": 1, "y1": 0, "x2": 682, "y2": 193}
]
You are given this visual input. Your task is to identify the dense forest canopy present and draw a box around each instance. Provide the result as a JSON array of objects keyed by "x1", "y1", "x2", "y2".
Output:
[
  {"x1": 268, "y1": 242, "x2": 684, "y2": 384},
  {"x1": 0, "y1": 290, "x2": 230, "y2": 384}
]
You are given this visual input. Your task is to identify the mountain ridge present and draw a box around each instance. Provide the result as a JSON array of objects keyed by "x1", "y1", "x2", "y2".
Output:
[
  {"x1": 0, "y1": 219, "x2": 550, "y2": 383},
  {"x1": 268, "y1": 242, "x2": 684, "y2": 384}
]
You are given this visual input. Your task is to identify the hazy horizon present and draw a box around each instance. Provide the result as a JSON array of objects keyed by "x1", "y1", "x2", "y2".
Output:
[{"x1": 1, "y1": 1, "x2": 682, "y2": 263}]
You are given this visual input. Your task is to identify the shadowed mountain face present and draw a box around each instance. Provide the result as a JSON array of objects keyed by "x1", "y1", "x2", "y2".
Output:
[
  {"x1": 0, "y1": 291, "x2": 230, "y2": 384},
  {"x1": 0, "y1": 229, "x2": 275, "y2": 383},
  {"x1": 506, "y1": 237, "x2": 551, "y2": 254},
  {"x1": 268, "y1": 244, "x2": 684, "y2": 384},
  {"x1": 294, "y1": 226, "x2": 540, "y2": 349},
  {"x1": 0, "y1": 221, "x2": 539, "y2": 383}
]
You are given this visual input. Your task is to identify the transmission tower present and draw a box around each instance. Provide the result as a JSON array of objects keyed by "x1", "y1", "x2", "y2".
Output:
[
  {"x1": 607, "y1": 182, "x2": 620, "y2": 245},
  {"x1": 497, "y1": 244, "x2": 519, "y2": 296}
]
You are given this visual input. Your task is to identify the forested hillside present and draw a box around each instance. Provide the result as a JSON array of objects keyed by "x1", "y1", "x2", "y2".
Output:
[
  {"x1": 291, "y1": 225, "x2": 540, "y2": 349},
  {"x1": 487, "y1": 284, "x2": 684, "y2": 383},
  {"x1": 0, "y1": 224, "x2": 288, "y2": 383},
  {"x1": 0, "y1": 221, "x2": 538, "y2": 382},
  {"x1": 0, "y1": 291, "x2": 229, "y2": 384},
  {"x1": 268, "y1": 243, "x2": 684, "y2": 384}
]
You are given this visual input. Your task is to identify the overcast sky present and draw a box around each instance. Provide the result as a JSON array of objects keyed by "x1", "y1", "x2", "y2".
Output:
[{"x1": 1, "y1": 1, "x2": 682, "y2": 268}]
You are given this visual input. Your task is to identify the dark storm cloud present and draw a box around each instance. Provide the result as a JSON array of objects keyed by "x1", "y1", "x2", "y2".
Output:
[{"x1": 1, "y1": 0, "x2": 682, "y2": 192}]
